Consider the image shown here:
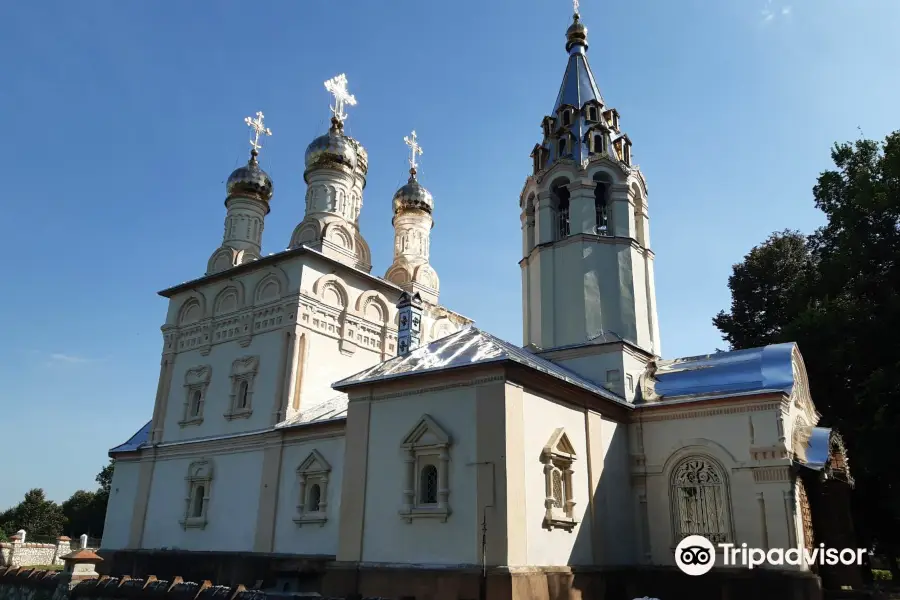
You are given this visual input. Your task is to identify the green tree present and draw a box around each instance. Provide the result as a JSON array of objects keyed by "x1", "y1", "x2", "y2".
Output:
[
  {"x1": 1, "y1": 489, "x2": 67, "y2": 537},
  {"x1": 714, "y1": 131, "x2": 900, "y2": 577},
  {"x1": 60, "y1": 459, "x2": 116, "y2": 538},
  {"x1": 712, "y1": 230, "x2": 816, "y2": 350}
]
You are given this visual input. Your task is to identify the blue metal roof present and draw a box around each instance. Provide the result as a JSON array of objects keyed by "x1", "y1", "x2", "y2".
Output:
[
  {"x1": 553, "y1": 41, "x2": 604, "y2": 116},
  {"x1": 109, "y1": 420, "x2": 151, "y2": 454},
  {"x1": 794, "y1": 426, "x2": 831, "y2": 471},
  {"x1": 644, "y1": 342, "x2": 797, "y2": 403},
  {"x1": 333, "y1": 325, "x2": 627, "y2": 405}
]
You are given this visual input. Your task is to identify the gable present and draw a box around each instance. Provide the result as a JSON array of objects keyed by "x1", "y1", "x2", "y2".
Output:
[
  {"x1": 543, "y1": 427, "x2": 577, "y2": 461},
  {"x1": 297, "y1": 449, "x2": 332, "y2": 474},
  {"x1": 401, "y1": 414, "x2": 451, "y2": 449}
]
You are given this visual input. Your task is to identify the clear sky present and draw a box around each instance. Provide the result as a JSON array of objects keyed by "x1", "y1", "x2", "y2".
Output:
[{"x1": 1, "y1": 0, "x2": 898, "y2": 510}]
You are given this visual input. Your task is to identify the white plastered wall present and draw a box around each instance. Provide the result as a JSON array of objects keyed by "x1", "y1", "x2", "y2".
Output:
[{"x1": 100, "y1": 458, "x2": 142, "y2": 550}]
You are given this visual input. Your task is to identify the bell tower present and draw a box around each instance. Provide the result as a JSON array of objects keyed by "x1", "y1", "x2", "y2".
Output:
[{"x1": 519, "y1": 8, "x2": 660, "y2": 398}]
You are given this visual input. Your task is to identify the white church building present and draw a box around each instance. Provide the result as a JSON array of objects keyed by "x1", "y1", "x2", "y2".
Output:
[{"x1": 101, "y1": 9, "x2": 852, "y2": 600}]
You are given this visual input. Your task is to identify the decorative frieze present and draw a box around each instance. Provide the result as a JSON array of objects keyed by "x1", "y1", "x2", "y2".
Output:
[{"x1": 751, "y1": 466, "x2": 791, "y2": 483}]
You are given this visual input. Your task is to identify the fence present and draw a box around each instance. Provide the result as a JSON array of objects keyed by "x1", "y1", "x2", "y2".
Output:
[{"x1": 0, "y1": 530, "x2": 99, "y2": 568}]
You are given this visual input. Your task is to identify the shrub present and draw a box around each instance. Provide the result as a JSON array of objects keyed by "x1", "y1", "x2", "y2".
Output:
[{"x1": 872, "y1": 569, "x2": 892, "y2": 581}]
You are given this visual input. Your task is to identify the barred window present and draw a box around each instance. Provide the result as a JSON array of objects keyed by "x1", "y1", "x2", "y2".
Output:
[
  {"x1": 420, "y1": 465, "x2": 438, "y2": 504},
  {"x1": 671, "y1": 456, "x2": 730, "y2": 543}
]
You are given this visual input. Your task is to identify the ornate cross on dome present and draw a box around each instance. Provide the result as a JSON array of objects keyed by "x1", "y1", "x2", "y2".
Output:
[
  {"x1": 244, "y1": 111, "x2": 272, "y2": 153},
  {"x1": 573, "y1": 0, "x2": 579, "y2": 16},
  {"x1": 404, "y1": 130, "x2": 423, "y2": 171},
  {"x1": 324, "y1": 73, "x2": 357, "y2": 123}
]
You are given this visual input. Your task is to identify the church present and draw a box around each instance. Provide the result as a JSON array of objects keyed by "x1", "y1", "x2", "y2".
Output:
[{"x1": 100, "y1": 7, "x2": 858, "y2": 599}]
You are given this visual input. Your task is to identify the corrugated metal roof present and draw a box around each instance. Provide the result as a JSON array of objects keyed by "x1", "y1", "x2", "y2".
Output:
[
  {"x1": 643, "y1": 342, "x2": 796, "y2": 403},
  {"x1": 333, "y1": 325, "x2": 627, "y2": 405},
  {"x1": 277, "y1": 393, "x2": 349, "y2": 429}
]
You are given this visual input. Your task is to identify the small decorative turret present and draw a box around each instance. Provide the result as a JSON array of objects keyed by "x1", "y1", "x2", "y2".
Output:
[
  {"x1": 207, "y1": 111, "x2": 274, "y2": 275},
  {"x1": 385, "y1": 131, "x2": 440, "y2": 304},
  {"x1": 397, "y1": 291, "x2": 424, "y2": 356},
  {"x1": 290, "y1": 73, "x2": 372, "y2": 272}
]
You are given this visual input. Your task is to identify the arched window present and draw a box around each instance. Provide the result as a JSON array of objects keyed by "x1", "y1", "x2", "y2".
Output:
[
  {"x1": 593, "y1": 173, "x2": 612, "y2": 236},
  {"x1": 593, "y1": 134, "x2": 604, "y2": 154},
  {"x1": 552, "y1": 184, "x2": 571, "y2": 240},
  {"x1": 525, "y1": 193, "x2": 536, "y2": 250},
  {"x1": 420, "y1": 465, "x2": 438, "y2": 504},
  {"x1": 562, "y1": 111, "x2": 571, "y2": 126},
  {"x1": 192, "y1": 485, "x2": 205, "y2": 518},
  {"x1": 237, "y1": 380, "x2": 249, "y2": 409},
  {"x1": 671, "y1": 456, "x2": 730, "y2": 543},
  {"x1": 558, "y1": 137, "x2": 567, "y2": 158},
  {"x1": 589, "y1": 107, "x2": 597, "y2": 121},
  {"x1": 594, "y1": 185, "x2": 609, "y2": 235},
  {"x1": 308, "y1": 483, "x2": 321, "y2": 512},
  {"x1": 189, "y1": 390, "x2": 202, "y2": 417}
]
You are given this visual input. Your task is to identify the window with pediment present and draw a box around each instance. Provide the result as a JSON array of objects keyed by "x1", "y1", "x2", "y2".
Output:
[
  {"x1": 399, "y1": 415, "x2": 452, "y2": 523},
  {"x1": 541, "y1": 428, "x2": 578, "y2": 531},
  {"x1": 180, "y1": 365, "x2": 211, "y2": 427},
  {"x1": 670, "y1": 455, "x2": 731, "y2": 544},
  {"x1": 180, "y1": 460, "x2": 213, "y2": 529},
  {"x1": 225, "y1": 356, "x2": 259, "y2": 420},
  {"x1": 294, "y1": 450, "x2": 331, "y2": 527}
]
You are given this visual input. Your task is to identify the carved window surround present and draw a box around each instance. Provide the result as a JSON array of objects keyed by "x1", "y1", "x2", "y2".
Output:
[
  {"x1": 180, "y1": 459, "x2": 213, "y2": 530},
  {"x1": 399, "y1": 415, "x2": 452, "y2": 523},
  {"x1": 294, "y1": 450, "x2": 331, "y2": 527},
  {"x1": 224, "y1": 355, "x2": 259, "y2": 420},
  {"x1": 541, "y1": 428, "x2": 578, "y2": 531},
  {"x1": 179, "y1": 365, "x2": 211, "y2": 427}
]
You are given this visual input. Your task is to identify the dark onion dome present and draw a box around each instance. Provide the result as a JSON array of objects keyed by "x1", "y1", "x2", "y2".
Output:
[
  {"x1": 565, "y1": 13, "x2": 588, "y2": 51},
  {"x1": 305, "y1": 118, "x2": 358, "y2": 177},
  {"x1": 347, "y1": 137, "x2": 368, "y2": 175},
  {"x1": 392, "y1": 169, "x2": 433, "y2": 216},
  {"x1": 226, "y1": 149, "x2": 273, "y2": 208}
]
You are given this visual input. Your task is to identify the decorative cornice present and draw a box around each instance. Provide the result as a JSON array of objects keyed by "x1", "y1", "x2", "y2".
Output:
[
  {"x1": 633, "y1": 400, "x2": 782, "y2": 423},
  {"x1": 360, "y1": 374, "x2": 507, "y2": 403}
]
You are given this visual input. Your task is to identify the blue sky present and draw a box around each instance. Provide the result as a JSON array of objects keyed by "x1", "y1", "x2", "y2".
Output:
[{"x1": 1, "y1": 0, "x2": 898, "y2": 511}]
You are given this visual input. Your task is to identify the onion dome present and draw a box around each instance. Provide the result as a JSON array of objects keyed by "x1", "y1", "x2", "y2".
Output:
[
  {"x1": 304, "y1": 118, "x2": 358, "y2": 178},
  {"x1": 348, "y1": 137, "x2": 369, "y2": 175},
  {"x1": 565, "y1": 13, "x2": 588, "y2": 52},
  {"x1": 226, "y1": 149, "x2": 274, "y2": 207},
  {"x1": 392, "y1": 168, "x2": 433, "y2": 216}
]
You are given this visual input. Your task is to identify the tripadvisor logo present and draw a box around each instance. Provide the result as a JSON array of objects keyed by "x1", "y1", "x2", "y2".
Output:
[{"x1": 674, "y1": 535, "x2": 866, "y2": 575}]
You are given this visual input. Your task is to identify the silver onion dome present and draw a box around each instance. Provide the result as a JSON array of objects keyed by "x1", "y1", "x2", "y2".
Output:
[
  {"x1": 226, "y1": 150, "x2": 274, "y2": 207},
  {"x1": 392, "y1": 168, "x2": 433, "y2": 215},
  {"x1": 305, "y1": 118, "x2": 358, "y2": 178}
]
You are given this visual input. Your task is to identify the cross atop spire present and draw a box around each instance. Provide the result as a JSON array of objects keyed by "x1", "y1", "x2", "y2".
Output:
[
  {"x1": 404, "y1": 130, "x2": 423, "y2": 174},
  {"x1": 573, "y1": 0, "x2": 579, "y2": 16},
  {"x1": 244, "y1": 111, "x2": 272, "y2": 155},
  {"x1": 324, "y1": 73, "x2": 357, "y2": 124}
]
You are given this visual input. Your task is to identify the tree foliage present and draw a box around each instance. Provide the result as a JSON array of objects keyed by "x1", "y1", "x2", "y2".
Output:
[
  {"x1": 0, "y1": 489, "x2": 67, "y2": 537},
  {"x1": 0, "y1": 459, "x2": 115, "y2": 539},
  {"x1": 714, "y1": 131, "x2": 900, "y2": 566}
]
